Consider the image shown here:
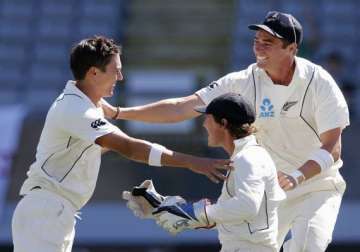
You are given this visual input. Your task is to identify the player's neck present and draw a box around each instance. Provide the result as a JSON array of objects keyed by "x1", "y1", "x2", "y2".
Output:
[
  {"x1": 76, "y1": 80, "x2": 102, "y2": 107},
  {"x1": 267, "y1": 58, "x2": 296, "y2": 86},
  {"x1": 222, "y1": 134, "x2": 235, "y2": 156}
]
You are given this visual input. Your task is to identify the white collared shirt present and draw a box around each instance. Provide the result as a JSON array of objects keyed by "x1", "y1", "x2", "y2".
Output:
[
  {"x1": 206, "y1": 135, "x2": 285, "y2": 249},
  {"x1": 196, "y1": 56, "x2": 349, "y2": 196},
  {"x1": 20, "y1": 81, "x2": 118, "y2": 209}
]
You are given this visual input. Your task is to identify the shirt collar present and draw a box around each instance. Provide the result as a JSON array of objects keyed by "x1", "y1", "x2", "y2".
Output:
[
  {"x1": 294, "y1": 56, "x2": 308, "y2": 80},
  {"x1": 255, "y1": 56, "x2": 307, "y2": 86},
  {"x1": 63, "y1": 80, "x2": 97, "y2": 108},
  {"x1": 230, "y1": 135, "x2": 257, "y2": 160}
]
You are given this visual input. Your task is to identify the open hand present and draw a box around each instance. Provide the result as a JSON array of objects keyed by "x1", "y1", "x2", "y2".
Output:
[{"x1": 189, "y1": 158, "x2": 233, "y2": 183}]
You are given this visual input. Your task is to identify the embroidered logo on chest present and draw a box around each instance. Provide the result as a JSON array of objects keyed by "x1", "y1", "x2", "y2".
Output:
[{"x1": 282, "y1": 101, "x2": 298, "y2": 112}]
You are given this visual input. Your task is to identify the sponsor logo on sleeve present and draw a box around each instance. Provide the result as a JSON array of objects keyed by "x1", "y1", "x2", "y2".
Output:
[
  {"x1": 259, "y1": 98, "x2": 274, "y2": 118},
  {"x1": 206, "y1": 82, "x2": 219, "y2": 90},
  {"x1": 91, "y1": 119, "x2": 106, "y2": 129}
]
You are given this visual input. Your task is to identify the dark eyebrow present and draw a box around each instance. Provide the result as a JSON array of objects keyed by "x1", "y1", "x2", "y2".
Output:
[{"x1": 254, "y1": 37, "x2": 275, "y2": 43}]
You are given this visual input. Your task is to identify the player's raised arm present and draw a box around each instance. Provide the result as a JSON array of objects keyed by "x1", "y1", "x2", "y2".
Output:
[
  {"x1": 95, "y1": 129, "x2": 231, "y2": 183},
  {"x1": 102, "y1": 94, "x2": 204, "y2": 123}
]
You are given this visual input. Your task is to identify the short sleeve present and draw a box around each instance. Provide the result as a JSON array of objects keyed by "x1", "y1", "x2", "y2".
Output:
[
  {"x1": 314, "y1": 68, "x2": 350, "y2": 134},
  {"x1": 196, "y1": 66, "x2": 255, "y2": 105},
  {"x1": 61, "y1": 106, "x2": 118, "y2": 143}
]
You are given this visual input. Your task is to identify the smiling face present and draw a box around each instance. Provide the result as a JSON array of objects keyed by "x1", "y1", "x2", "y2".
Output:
[
  {"x1": 253, "y1": 30, "x2": 295, "y2": 72},
  {"x1": 93, "y1": 53, "x2": 123, "y2": 98}
]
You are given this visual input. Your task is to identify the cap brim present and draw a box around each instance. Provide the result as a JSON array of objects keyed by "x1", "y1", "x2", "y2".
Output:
[
  {"x1": 194, "y1": 105, "x2": 207, "y2": 114},
  {"x1": 248, "y1": 24, "x2": 284, "y2": 39}
]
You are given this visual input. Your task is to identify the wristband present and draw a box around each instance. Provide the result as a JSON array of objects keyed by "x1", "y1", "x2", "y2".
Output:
[
  {"x1": 308, "y1": 149, "x2": 334, "y2": 172},
  {"x1": 289, "y1": 169, "x2": 305, "y2": 186},
  {"x1": 148, "y1": 143, "x2": 166, "y2": 166}
]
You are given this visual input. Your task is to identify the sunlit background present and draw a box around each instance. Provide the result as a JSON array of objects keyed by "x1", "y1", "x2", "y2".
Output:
[{"x1": 0, "y1": 0, "x2": 359, "y2": 251}]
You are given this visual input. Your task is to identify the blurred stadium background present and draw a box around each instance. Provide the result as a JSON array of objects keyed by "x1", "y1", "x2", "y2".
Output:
[{"x1": 0, "y1": 0, "x2": 359, "y2": 251}]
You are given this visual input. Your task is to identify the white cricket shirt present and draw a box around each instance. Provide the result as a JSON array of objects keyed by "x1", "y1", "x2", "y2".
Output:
[
  {"x1": 207, "y1": 135, "x2": 286, "y2": 250},
  {"x1": 196, "y1": 57, "x2": 349, "y2": 198},
  {"x1": 20, "y1": 81, "x2": 118, "y2": 209}
]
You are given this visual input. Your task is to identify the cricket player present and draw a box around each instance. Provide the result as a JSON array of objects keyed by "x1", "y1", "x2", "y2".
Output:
[
  {"x1": 11, "y1": 36, "x2": 231, "y2": 252},
  {"x1": 124, "y1": 93, "x2": 286, "y2": 252},
  {"x1": 104, "y1": 11, "x2": 350, "y2": 251}
]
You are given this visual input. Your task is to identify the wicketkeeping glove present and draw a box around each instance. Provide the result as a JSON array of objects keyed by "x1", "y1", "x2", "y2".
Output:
[
  {"x1": 153, "y1": 198, "x2": 215, "y2": 235},
  {"x1": 122, "y1": 180, "x2": 164, "y2": 219},
  {"x1": 122, "y1": 180, "x2": 185, "y2": 219}
]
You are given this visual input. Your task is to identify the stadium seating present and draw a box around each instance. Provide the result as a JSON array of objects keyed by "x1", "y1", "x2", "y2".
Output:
[{"x1": 0, "y1": 0, "x2": 128, "y2": 106}]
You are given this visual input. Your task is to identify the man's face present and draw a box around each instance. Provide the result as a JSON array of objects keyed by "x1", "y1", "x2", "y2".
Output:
[
  {"x1": 253, "y1": 30, "x2": 293, "y2": 70},
  {"x1": 94, "y1": 53, "x2": 123, "y2": 97},
  {"x1": 203, "y1": 114, "x2": 224, "y2": 147}
]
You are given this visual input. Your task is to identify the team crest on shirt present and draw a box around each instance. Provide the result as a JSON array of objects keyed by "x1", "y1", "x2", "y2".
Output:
[
  {"x1": 282, "y1": 101, "x2": 298, "y2": 112},
  {"x1": 259, "y1": 98, "x2": 274, "y2": 118},
  {"x1": 91, "y1": 119, "x2": 106, "y2": 129}
]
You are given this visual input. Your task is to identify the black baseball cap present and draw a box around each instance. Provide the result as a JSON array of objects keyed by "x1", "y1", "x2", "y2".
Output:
[
  {"x1": 248, "y1": 11, "x2": 303, "y2": 45},
  {"x1": 195, "y1": 93, "x2": 255, "y2": 125}
]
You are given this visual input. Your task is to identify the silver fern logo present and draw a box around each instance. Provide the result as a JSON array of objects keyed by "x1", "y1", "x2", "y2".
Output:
[{"x1": 282, "y1": 101, "x2": 298, "y2": 112}]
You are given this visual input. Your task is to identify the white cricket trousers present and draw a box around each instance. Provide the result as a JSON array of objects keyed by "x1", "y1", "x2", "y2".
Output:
[
  {"x1": 12, "y1": 189, "x2": 77, "y2": 252},
  {"x1": 277, "y1": 189, "x2": 343, "y2": 252},
  {"x1": 220, "y1": 240, "x2": 276, "y2": 252}
]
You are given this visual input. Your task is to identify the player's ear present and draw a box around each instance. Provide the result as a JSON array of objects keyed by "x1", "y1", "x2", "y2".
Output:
[
  {"x1": 88, "y1": 66, "x2": 98, "y2": 76},
  {"x1": 289, "y1": 43, "x2": 297, "y2": 55},
  {"x1": 220, "y1": 118, "x2": 228, "y2": 128}
]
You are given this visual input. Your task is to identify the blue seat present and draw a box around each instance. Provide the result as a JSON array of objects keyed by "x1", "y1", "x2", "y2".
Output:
[
  {"x1": 1, "y1": 0, "x2": 33, "y2": 18},
  {"x1": 40, "y1": 1, "x2": 73, "y2": 17},
  {"x1": 0, "y1": 43, "x2": 26, "y2": 63}
]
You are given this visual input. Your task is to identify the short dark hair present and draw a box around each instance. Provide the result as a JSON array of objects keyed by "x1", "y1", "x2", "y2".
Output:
[
  {"x1": 213, "y1": 115, "x2": 256, "y2": 139},
  {"x1": 70, "y1": 35, "x2": 121, "y2": 80}
]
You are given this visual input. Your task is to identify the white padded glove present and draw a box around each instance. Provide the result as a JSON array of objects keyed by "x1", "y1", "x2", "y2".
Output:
[
  {"x1": 153, "y1": 198, "x2": 215, "y2": 235},
  {"x1": 122, "y1": 180, "x2": 185, "y2": 219}
]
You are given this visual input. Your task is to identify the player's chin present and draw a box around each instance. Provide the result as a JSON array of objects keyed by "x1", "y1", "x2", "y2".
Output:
[
  {"x1": 256, "y1": 61, "x2": 266, "y2": 69},
  {"x1": 103, "y1": 91, "x2": 114, "y2": 98},
  {"x1": 107, "y1": 88, "x2": 115, "y2": 97}
]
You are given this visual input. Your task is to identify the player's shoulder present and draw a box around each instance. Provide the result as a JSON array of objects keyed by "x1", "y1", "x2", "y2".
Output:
[
  {"x1": 219, "y1": 63, "x2": 256, "y2": 83},
  {"x1": 296, "y1": 56, "x2": 335, "y2": 83},
  {"x1": 56, "y1": 92, "x2": 84, "y2": 104},
  {"x1": 52, "y1": 92, "x2": 90, "y2": 118},
  {"x1": 295, "y1": 56, "x2": 319, "y2": 78},
  {"x1": 241, "y1": 145, "x2": 271, "y2": 163},
  {"x1": 233, "y1": 144, "x2": 273, "y2": 171}
]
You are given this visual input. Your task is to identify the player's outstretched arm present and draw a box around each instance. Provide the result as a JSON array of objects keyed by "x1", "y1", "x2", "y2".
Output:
[
  {"x1": 101, "y1": 94, "x2": 204, "y2": 123},
  {"x1": 95, "y1": 130, "x2": 231, "y2": 183}
]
